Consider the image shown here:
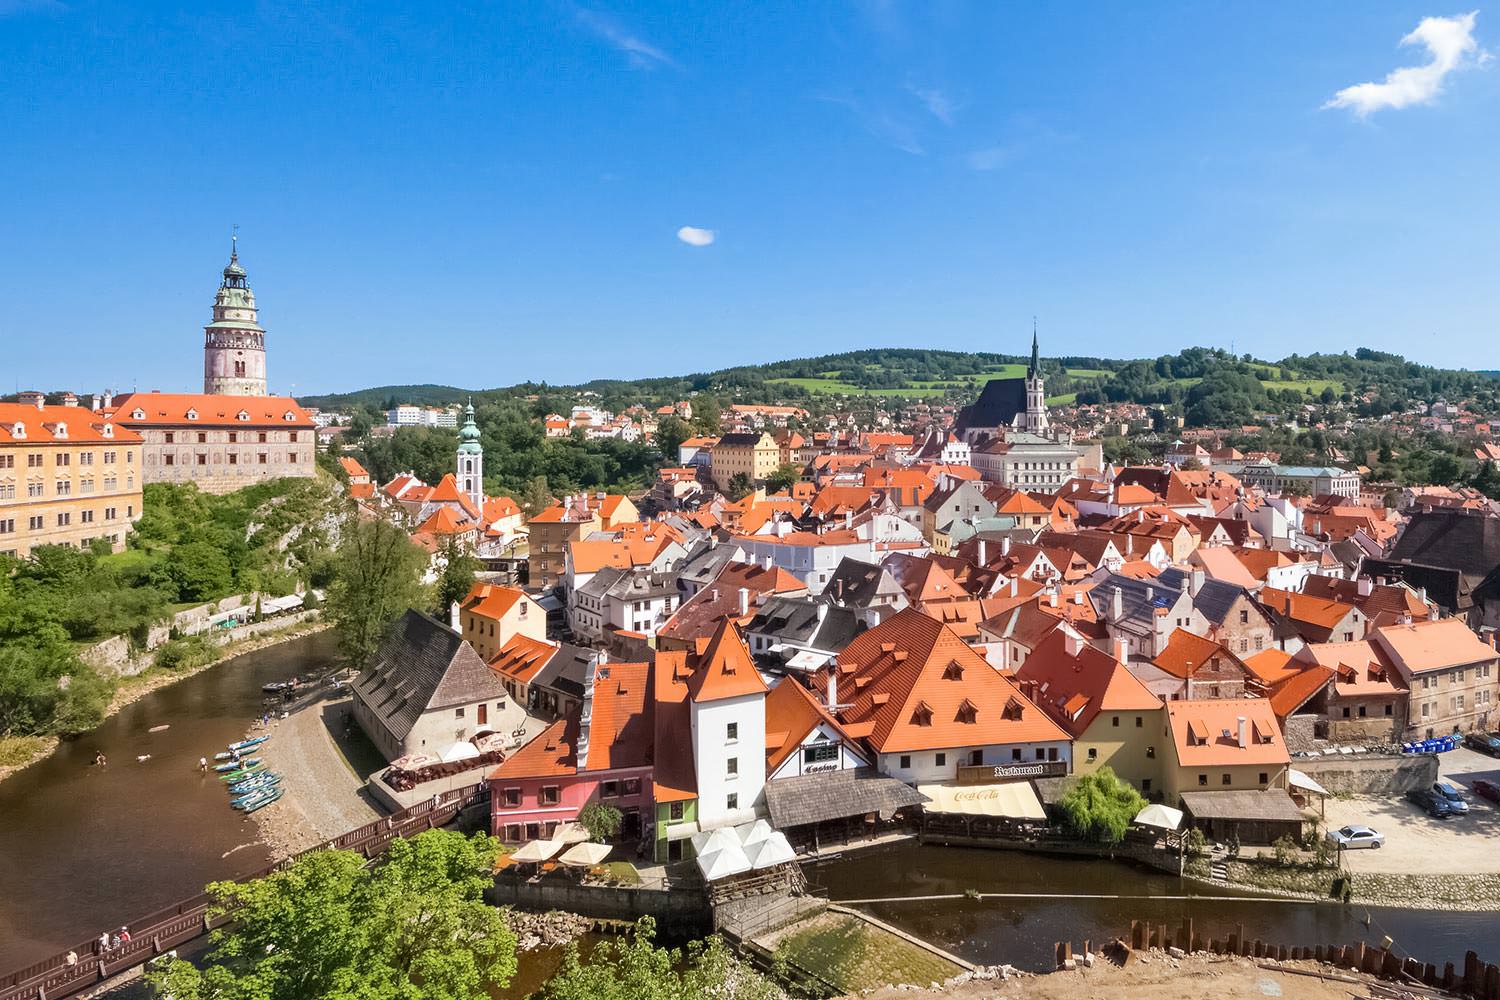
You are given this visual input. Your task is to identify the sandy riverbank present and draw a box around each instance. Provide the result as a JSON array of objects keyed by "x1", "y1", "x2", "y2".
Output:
[{"x1": 0, "y1": 619, "x2": 333, "y2": 786}]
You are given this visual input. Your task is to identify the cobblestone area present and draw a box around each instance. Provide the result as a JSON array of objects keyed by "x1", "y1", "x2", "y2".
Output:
[{"x1": 248, "y1": 695, "x2": 383, "y2": 856}]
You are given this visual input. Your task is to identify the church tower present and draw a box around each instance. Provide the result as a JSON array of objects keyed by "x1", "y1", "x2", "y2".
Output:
[
  {"x1": 457, "y1": 399, "x2": 484, "y2": 511},
  {"x1": 203, "y1": 235, "x2": 268, "y2": 396},
  {"x1": 1020, "y1": 328, "x2": 1050, "y2": 435}
]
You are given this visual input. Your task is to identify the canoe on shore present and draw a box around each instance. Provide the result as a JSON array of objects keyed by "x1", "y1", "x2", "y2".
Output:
[
  {"x1": 228, "y1": 735, "x2": 270, "y2": 752},
  {"x1": 242, "y1": 788, "x2": 284, "y2": 813},
  {"x1": 228, "y1": 774, "x2": 281, "y2": 795},
  {"x1": 212, "y1": 756, "x2": 261, "y2": 772},
  {"x1": 218, "y1": 762, "x2": 265, "y2": 781}
]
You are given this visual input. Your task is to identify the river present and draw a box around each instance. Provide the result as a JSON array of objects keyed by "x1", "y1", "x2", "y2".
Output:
[
  {"x1": 810, "y1": 841, "x2": 1497, "y2": 973},
  {"x1": 2, "y1": 638, "x2": 1494, "y2": 983},
  {"x1": 0, "y1": 632, "x2": 336, "y2": 971}
]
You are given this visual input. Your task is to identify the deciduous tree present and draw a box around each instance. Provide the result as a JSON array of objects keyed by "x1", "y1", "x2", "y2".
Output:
[
  {"x1": 1059, "y1": 767, "x2": 1146, "y2": 844},
  {"x1": 326, "y1": 518, "x2": 429, "y2": 666}
]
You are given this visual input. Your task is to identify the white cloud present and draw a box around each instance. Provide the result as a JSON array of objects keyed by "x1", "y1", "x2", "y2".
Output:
[
  {"x1": 907, "y1": 83, "x2": 955, "y2": 125},
  {"x1": 1324, "y1": 11, "x2": 1488, "y2": 117},
  {"x1": 676, "y1": 226, "x2": 715, "y2": 247},
  {"x1": 573, "y1": 6, "x2": 679, "y2": 71}
]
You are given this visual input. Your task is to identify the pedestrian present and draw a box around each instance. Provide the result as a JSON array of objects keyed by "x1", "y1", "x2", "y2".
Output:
[
  {"x1": 109, "y1": 933, "x2": 120, "y2": 951},
  {"x1": 199, "y1": 756, "x2": 208, "y2": 773},
  {"x1": 97, "y1": 932, "x2": 109, "y2": 954},
  {"x1": 119, "y1": 926, "x2": 130, "y2": 944},
  {"x1": 65, "y1": 950, "x2": 77, "y2": 967}
]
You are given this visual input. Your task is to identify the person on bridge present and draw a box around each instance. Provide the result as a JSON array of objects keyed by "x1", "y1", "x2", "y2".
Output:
[
  {"x1": 97, "y1": 932, "x2": 109, "y2": 954},
  {"x1": 119, "y1": 926, "x2": 131, "y2": 944}
]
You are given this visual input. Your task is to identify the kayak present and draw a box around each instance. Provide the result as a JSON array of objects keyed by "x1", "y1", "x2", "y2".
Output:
[
  {"x1": 243, "y1": 788, "x2": 284, "y2": 813},
  {"x1": 228, "y1": 774, "x2": 281, "y2": 795},
  {"x1": 212, "y1": 756, "x2": 261, "y2": 773},
  {"x1": 218, "y1": 762, "x2": 265, "y2": 781},
  {"x1": 261, "y1": 680, "x2": 298, "y2": 694},
  {"x1": 232, "y1": 787, "x2": 278, "y2": 808},
  {"x1": 228, "y1": 735, "x2": 269, "y2": 752}
]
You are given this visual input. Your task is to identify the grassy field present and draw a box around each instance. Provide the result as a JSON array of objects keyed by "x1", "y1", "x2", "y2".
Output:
[
  {"x1": 771, "y1": 912, "x2": 961, "y2": 994},
  {"x1": 768, "y1": 363, "x2": 1337, "y2": 399}
]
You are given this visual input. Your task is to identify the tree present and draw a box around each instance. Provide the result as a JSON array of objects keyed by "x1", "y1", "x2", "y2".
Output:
[
  {"x1": 435, "y1": 537, "x2": 479, "y2": 620},
  {"x1": 1178, "y1": 457, "x2": 1204, "y2": 472},
  {"x1": 521, "y1": 474, "x2": 553, "y2": 517},
  {"x1": 727, "y1": 472, "x2": 754, "y2": 500},
  {"x1": 536, "y1": 917, "x2": 779, "y2": 1000},
  {"x1": 326, "y1": 518, "x2": 429, "y2": 666},
  {"x1": 164, "y1": 540, "x2": 234, "y2": 602},
  {"x1": 578, "y1": 801, "x2": 623, "y2": 842},
  {"x1": 1429, "y1": 452, "x2": 1463, "y2": 487},
  {"x1": 765, "y1": 463, "x2": 801, "y2": 495},
  {"x1": 1059, "y1": 767, "x2": 1147, "y2": 843},
  {"x1": 656, "y1": 415, "x2": 692, "y2": 457},
  {"x1": 147, "y1": 830, "x2": 516, "y2": 1000}
]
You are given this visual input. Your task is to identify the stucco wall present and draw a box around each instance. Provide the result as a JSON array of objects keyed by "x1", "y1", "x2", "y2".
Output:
[{"x1": 1293, "y1": 752, "x2": 1438, "y2": 796}]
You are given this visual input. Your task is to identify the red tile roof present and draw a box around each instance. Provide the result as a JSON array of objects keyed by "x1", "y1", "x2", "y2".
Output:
[
  {"x1": 111, "y1": 392, "x2": 314, "y2": 428},
  {"x1": 1165, "y1": 698, "x2": 1289, "y2": 768},
  {"x1": 1016, "y1": 630, "x2": 1161, "y2": 737},
  {"x1": 0, "y1": 402, "x2": 142, "y2": 445},
  {"x1": 686, "y1": 621, "x2": 768, "y2": 703}
]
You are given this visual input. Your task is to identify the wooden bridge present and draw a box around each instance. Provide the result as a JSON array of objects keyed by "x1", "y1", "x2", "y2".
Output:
[{"x1": 0, "y1": 783, "x2": 490, "y2": 1000}]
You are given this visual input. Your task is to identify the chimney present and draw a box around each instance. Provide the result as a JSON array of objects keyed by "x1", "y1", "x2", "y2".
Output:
[
  {"x1": 977, "y1": 539, "x2": 987, "y2": 565},
  {"x1": 1111, "y1": 586, "x2": 1123, "y2": 621},
  {"x1": 1074, "y1": 589, "x2": 1084, "y2": 605},
  {"x1": 1113, "y1": 636, "x2": 1128, "y2": 663},
  {"x1": 709, "y1": 534, "x2": 718, "y2": 549},
  {"x1": 1429, "y1": 606, "x2": 1440, "y2": 622},
  {"x1": 1236, "y1": 716, "x2": 1248, "y2": 749},
  {"x1": 826, "y1": 663, "x2": 838, "y2": 712},
  {"x1": 449, "y1": 601, "x2": 461, "y2": 631},
  {"x1": 737, "y1": 587, "x2": 750, "y2": 617},
  {"x1": 60, "y1": 392, "x2": 78, "y2": 407},
  {"x1": 1009, "y1": 577, "x2": 1018, "y2": 598},
  {"x1": 836, "y1": 578, "x2": 845, "y2": 600},
  {"x1": 1357, "y1": 577, "x2": 1373, "y2": 597},
  {"x1": 816, "y1": 602, "x2": 829, "y2": 624},
  {"x1": 90, "y1": 394, "x2": 101, "y2": 412},
  {"x1": 102, "y1": 390, "x2": 113, "y2": 409},
  {"x1": 844, "y1": 510, "x2": 853, "y2": 531},
  {"x1": 1002, "y1": 536, "x2": 1011, "y2": 556},
  {"x1": 1191, "y1": 568, "x2": 1205, "y2": 596},
  {"x1": 1065, "y1": 632, "x2": 1083, "y2": 657},
  {"x1": 1145, "y1": 585, "x2": 1154, "y2": 602},
  {"x1": 1048, "y1": 587, "x2": 1059, "y2": 608},
  {"x1": 1179, "y1": 574, "x2": 1190, "y2": 595}
]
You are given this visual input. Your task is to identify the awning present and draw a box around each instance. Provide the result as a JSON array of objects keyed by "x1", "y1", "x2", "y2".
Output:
[
  {"x1": 1133, "y1": 803, "x2": 1185, "y2": 831},
  {"x1": 440, "y1": 741, "x2": 480, "y2": 763},
  {"x1": 918, "y1": 782, "x2": 1046, "y2": 820},
  {"x1": 510, "y1": 839, "x2": 562, "y2": 863},
  {"x1": 691, "y1": 826, "x2": 743, "y2": 857},
  {"x1": 1288, "y1": 768, "x2": 1330, "y2": 798},
  {"x1": 663, "y1": 821, "x2": 700, "y2": 842},
  {"x1": 558, "y1": 842, "x2": 612, "y2": 867},
  {"x1": 739, "y1": 819, "x2": 776, "y2": 847}
]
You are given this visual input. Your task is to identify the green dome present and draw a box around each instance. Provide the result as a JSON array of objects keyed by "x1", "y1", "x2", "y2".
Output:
[{"x1": 457, "y1": 400, "x2": 483, "y2": 453}]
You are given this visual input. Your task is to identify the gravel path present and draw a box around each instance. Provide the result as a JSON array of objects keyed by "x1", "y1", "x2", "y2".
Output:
[{"x1": 249, "y1": 695, "x2": 383, "y2": 856}]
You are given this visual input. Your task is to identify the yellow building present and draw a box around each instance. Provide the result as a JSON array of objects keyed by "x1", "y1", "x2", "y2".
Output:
[
  {"x1": 526, "y1": 493, "x2": 640, "y2": 591},
  {"x1": 1161, "y1": 698, "x2": 1290, "y2": 803},
  {"x1": 1014, "y1": 629, "x2": 1166, "y2": 795},
  {"x1": 0, "y1": 398, "x2": 144, "y2": 558},
  {"x1": 459, "y1": 582, "x2": 548, "y2": 661},
  {"x1": 709, "y1": 432, "x2": 779, "y2": 492}
]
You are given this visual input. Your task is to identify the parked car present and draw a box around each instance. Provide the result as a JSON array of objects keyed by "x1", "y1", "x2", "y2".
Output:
[
  {"x1": 1473, "y1": 779, "x2": 1500, "y2": 807},
  {"x1": 1464, "y1": 732, "x2": 1500, "y2": 757},
  {"x1": 1407, "y1": 788, "x2": 1456, "y2": 819},
  {"x1": 1326, "y1": 825, "x2": 1385, "y2": 849},
  {"x1": 1432, "y1": 781, "x2": 1471, "y2": 813}
]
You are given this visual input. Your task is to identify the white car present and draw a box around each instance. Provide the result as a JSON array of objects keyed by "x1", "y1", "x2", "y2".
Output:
[{"x1": 1325, "y1": 825, "x2": 1384, "y2": 849}]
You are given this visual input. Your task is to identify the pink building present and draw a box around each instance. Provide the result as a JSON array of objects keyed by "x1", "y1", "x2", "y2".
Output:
[{"x1": 489, "y1": 659, "x2": 654, "y2": 843}]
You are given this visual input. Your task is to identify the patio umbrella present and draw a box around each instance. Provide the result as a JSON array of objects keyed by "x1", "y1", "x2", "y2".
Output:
[
  {"x1": 696, "y1": 844, "x2": 752, "y2": 881},
  {"x1": 691, "y1": 826, "x2": 742, "y2": 857},
  {"x1": 744, "y1": 832, "x2": 796, "y2": 869},
  {"x1": 1133, "y1": 803, "x2": 1185, "y2": 831},
  {"x1": 738, "y1": 819, "x2": 776, "y2": 846},
  {"x1": 509, "y1": 839, "x2": 562, "y2": 864},
  {"x1": 558, "y1": 842, "x2": 613, "y2": 868},
  {"x1": 551, "y1": 822, "x2": 590, "y2": 845}
]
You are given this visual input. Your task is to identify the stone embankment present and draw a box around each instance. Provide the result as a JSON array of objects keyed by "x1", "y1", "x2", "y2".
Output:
[{"x1": 506, "y1": 910, "x2": 596, "y2": 951}]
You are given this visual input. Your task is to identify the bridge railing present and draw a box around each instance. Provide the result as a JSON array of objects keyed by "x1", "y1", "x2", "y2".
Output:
[{"x1": 0, "y1": 783, "x2": 489, "y2": 1000}]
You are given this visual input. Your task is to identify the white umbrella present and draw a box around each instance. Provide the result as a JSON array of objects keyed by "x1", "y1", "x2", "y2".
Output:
[
  {"x1": 558, "y1": 842, "x2": 613, "y2": 867},
  {"x1": 691, "y1": 826, "x2": 742, "y2": 857},
  {"x1": 510, "y1": 839, "x2": 562, "y2": 864},
  {"x1": 551, "y1": 822, "x2": 590, "y2": 845},
  {"x1": 440, "y1": 741, "x2": 479, "y2": 763},
  {"x1": 745, "y1": 832, "x2": 796, "y2": 869},
  {"x1": 696, "y1": 844, "x2": 752, "y2": 881},
  {"x1": 738, "y1": 819, "x2": 776, "y2": 846},
  {"x1": 1133, "y1": 803, "x2": 1184, "y2": 831}
]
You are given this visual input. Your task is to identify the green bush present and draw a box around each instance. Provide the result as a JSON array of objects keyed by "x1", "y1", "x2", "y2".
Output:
[{"x1": 154, "y1": 634, "x2": 219, "y2": 672}]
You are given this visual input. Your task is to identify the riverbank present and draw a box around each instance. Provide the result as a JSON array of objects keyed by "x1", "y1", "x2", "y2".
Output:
[
  {"x1": 0, "y1": 618, "x2": 333, "y2": 787},
  {"x1": 1192, "y1": 861, "x2": 1500, "y2": 912}
]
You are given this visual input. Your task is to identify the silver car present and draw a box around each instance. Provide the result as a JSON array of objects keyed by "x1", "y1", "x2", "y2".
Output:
[{"x1": 1326, "y1": 825, "x2": 1385, "y2": 849}]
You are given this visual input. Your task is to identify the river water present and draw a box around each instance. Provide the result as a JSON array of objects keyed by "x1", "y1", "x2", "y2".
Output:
[
  {"x1": 0, "y1": 632, "x2": 336, "y2": 971},
  {"x1": 810, "y1": 842, "x2": 1498, "y2": 973},
  {"x1": 2, "y1": 637, "x2": 1495, "y2": 982}
]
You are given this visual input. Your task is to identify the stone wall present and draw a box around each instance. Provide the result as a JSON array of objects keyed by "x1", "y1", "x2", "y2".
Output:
[
  {"x1": 487, "y1": 876, "x2": 710, "y2": 938},
  {"x1": 1283, "y1": 714, "x2": 1319, "y2": 754},
  {"x1": 79, "y1": 600, "x2": 314, "y2": 677},
  {"x1": 1295, "y1": 752, "x2": 1439, "y2": 797}
]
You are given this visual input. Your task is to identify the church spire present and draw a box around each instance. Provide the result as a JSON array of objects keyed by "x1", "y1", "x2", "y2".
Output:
[{"x1": 1028, "y1": 319, "x2": 1040, "y2": 378}]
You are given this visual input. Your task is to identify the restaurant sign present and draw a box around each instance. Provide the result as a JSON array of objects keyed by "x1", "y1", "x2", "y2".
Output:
[{"x1": 956, "y1": 760, "x2": 1068, "y2": 784}]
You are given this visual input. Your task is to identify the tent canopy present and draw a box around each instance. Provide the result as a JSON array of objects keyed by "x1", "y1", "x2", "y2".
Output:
[
  {"x1": 440, "y1": 741, "x2": 480, "y2": 763},
  {"x1": 1288, "y1": 768, "x2": 1330, "y2": 798},
  {"x1": 509, "y1": 839, "x2": 562, "y2": 864},
  {"x1": 917, "y1": 782, "x2": 1046, "y2": 820},
  {"x1": 1133, "y1": 803, "x2": 1185, "y2": 831},
  {"x1": 558, "y1": 842, "x2": 613, "y2": 867},
  {"x1": 744, "y1": 834, "x2": 796, "y2": 869},
  {"x1": 691, "y1": 826, "x2": 743, "y2": 857},
  {"x1": 696, "y1": 845, "x2": 752, "y2": 881}
]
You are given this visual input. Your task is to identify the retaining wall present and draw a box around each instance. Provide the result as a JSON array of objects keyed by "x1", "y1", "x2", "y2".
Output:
[
  {"x1": 487, "y1": 878, "x2": 710, "y2": 937},
  {"x1": 1294, "y1": 752, "x2": 1438, "y2": 796}
]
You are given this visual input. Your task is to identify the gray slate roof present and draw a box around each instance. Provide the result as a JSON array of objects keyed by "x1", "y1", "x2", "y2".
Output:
[
  {"x1": 1159, "y1": 568, "x2": 1246, "y2": 627},
  {"x1": 1087, "y1": 572, "x2": 1184, "y2": 631},
  {"x1": 822, "y1": 557, "x2": 902, "y2": 608},
  {"x1": 745, "y1": 596, "x2": 863, "y2": 653},
  {"x1": 764, "y1": 767, "x2": 928, "y2": 828},
  {"x1": 956, "y1": 377, "x2": 1027, "y2": 434},
  {"x1": 351, "y1": 610, "x2": 507, "y2": 741},
  {"x1": 531, "y1": 642, "x2": 594, "y2": 699}
]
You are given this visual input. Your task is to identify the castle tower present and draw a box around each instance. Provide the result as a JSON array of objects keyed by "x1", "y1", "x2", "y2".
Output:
[
  {"x1": 202, "y1": 235, "x2": 268, "y2": 396},
  {"x1": 457, "y1": 399, "x2": 484, "y2": 511},
  {"x1": 1021, "y1": 328, "x2": 1050, "y2": 435}
]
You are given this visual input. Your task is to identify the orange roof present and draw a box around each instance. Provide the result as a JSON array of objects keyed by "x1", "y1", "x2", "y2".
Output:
[
  {"x1": 488, "y1": 633, "x2": 559, "y2": 685},
  {"x1": 1267, "y1": 665, "x2": 1334, "y2": 719},
  {"x1": 0, "y1": 402, "x2": 142, "y2": 445},
  {"x1": 652, "y1": 650, "x2": 697, "y2": 801},
  {"x1": 490, "y1": 717, "x2": 573, "y2": 779},
  {"x1": 658, "y1": 562, "x2": 808, "y2": 643},
  {"x1": 110, "y1": 392, "x2": 314, "y2": 428},
  {"x1": 426, "y1": 473, "x2": 481, "y2": 518},
  {"x1": 826, "y1": 609, "x2": 1069, "y2": 754},
  {"x1": 1151, "y1": 628, "x2": 1236, "y2": 680},
  {"x1": 568, "y1": 532, "x2": 675, "y2": 574},
  {"x1": 1016, "y1": 630, "x2": 1160, "y2": 737},
  {"x1": 383, "y1": 473, "x2": 424, "y2": 498},
  {"x1": 463, "y1": 582, "x2": 528, "y2": 621},
  {"x1": 1376, "y1": 618, "x2": 1499, "y2": 675},
  {"x1": 338, "y1": 456, "x2": 369, "y2": 478},
  {"x1": 483, "y1": 495, "x2": 521, "y2": 522},
  {"x1": 686, "y1": 621, "x2": 768, "y2": 703},
  {"x1": 350, "y1": 482, "x2": 375, "y2": 500},
  {"x1": 1259, "y1": 588, "x2": 1359, "y2": 630},
  {"x1": 413, "y1": 506, "x2": 475, "y2": 536},
  {"x1": 490, "y1": 660, "x2": 651, "y2": 780},
  {"x1": 990, "y1": 489, "x2": 1050, "y2": 516},
  {"x1": 809, "y1": 486, "x2": 879, "y2": 518},
  {"x1": 1114, "y1": 484, "x2": 1159, "y2": 505},
  {"x1": 1242, "y1": 648, "x2": 1300, "y2": 686},
  {"x1": 1165, "y1": 698, "x2": 1289, "y2": 768},
  {"x1": 764, "y1": 679, "x2": 860, "y2": 774}
]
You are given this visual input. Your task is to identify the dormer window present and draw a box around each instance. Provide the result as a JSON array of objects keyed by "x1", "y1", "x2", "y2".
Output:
[
  {"x1": 131, "y1": 408, "x2": 145, "y2": 420},
  {"x1": 49, "y1": 423, "x2": 68, "y2": 440},
  {"x1": 237, "y1": 410, "x2": 250, "y2": 421},
  {"x1": 185, "y1": 409, "x2": 198, "y2": 421},
  {"x1": 955, "y1": 699, "x2": 978, "y2": 724},
  {"x1": 283, "y1": 411, "x2": 295, "y2": 421},
  {"x1": 910, "y1": 701, "x2": 933, "y2": 727},
  {"x1": 1002, "y1": 697, "x2": 1024, "y2": 721},
  {"x1": 943, "y1": 659, "x2": 964, "y2": 681},
  {"x1": 10, "y1": 423, "x2": 25, "y2": 439},
  {"x1": 102, "y1": 424, "x2": 114, "y2": 438}
]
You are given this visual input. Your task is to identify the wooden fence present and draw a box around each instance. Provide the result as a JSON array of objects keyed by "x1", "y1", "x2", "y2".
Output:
[{"x1": 0, "y1": 784, "x2": 489, "y2": 1000}]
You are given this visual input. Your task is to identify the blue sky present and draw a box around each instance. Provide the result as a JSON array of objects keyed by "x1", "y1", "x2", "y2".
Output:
[{"x1": 2, "y1": 2, "x2": 1497, "y2": 395}]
